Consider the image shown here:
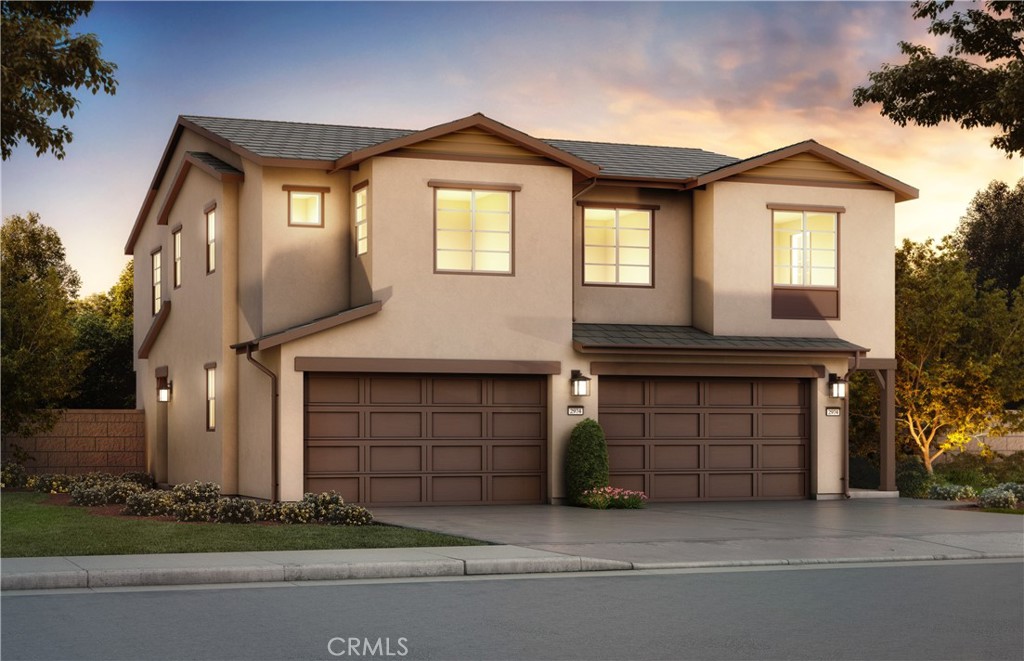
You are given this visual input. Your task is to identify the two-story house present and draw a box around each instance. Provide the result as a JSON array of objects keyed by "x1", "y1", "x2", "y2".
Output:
[{"x1": 126, "y1": 113, "x2": 916, "y2": 505}]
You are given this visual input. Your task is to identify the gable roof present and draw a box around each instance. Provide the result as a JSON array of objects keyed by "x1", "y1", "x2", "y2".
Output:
[{"x1": 543, "y1": 138, "x2": 738, "y2": 180}]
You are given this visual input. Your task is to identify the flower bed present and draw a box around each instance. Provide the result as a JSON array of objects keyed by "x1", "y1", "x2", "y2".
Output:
[{"x1": 578, "y1": 486, "x2": 648, "y2": 510}]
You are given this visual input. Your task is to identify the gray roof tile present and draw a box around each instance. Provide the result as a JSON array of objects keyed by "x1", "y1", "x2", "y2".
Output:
[
  {"x1": 573, "y1": 323, "x2": 865, "y2": 353},
  {"x1": 542, "y1": 138, "x2": 738, "y2": 180},
  {"x1": 186, "y1": 151, "x2": 243, "y2": 176}
]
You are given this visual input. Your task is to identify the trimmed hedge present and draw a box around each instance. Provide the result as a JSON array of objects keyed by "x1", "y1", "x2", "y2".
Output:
[{"x1": 565, "y1": 418, "x2": 610, "y2": 505}]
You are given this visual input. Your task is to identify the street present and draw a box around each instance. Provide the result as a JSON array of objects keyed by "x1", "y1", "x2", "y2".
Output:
[{"x1": 2, "y1": 560, "x2": 1021, "y2": 660}]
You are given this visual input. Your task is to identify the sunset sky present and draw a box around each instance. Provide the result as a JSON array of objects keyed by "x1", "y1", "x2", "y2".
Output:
[{"x1": 2, "y1": 1, "x2": 1021, "y2": 295}]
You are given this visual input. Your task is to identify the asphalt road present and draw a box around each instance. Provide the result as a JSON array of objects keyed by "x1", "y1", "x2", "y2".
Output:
[{"x1": 2, "y1": 560, "x2": 1021, "y2": 661}]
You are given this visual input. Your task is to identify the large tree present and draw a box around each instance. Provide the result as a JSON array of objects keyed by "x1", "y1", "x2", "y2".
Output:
[
  {"x1": 853, "y1": 1, "x2": 1024, "y2": 158},
  {"x1": 895, "y1": 239, "x2": 1024, "y2": 473},
  {"x1": 1, "y1": 213, "x2": 86, "y2": 437},
  {"x1": 1, "y1": 1, "x2": 118, "y2": 160},
  {"x1": 951, "y1": 179, "x2": 1024, "y2": 293}
]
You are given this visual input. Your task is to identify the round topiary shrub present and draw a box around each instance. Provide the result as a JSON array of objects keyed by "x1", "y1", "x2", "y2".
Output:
[
  {"x1": 978, "y1": 487, "x2": 1018, "y2": 509},
  {"x1": 212, "y1": 497, "x2": 259, "y2": 524},
  {"x1": 565, "y1": 418, "x2": 610, "y2": 505},
  {"x1": 927, "y1": 483, "x2": 977, "y2": 501},
  {"x1": 123, "y1": 490, "x2": 175, "y2": 517}
]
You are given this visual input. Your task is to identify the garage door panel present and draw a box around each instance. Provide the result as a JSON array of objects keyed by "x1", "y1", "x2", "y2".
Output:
[
  {"x1": 369, "y1": 411, "x2": 422, "y2": 437},
  {"x1": 762, "y1": 472, "x2": 807, "y2": 497},
  {"x1": 600, "y1": 379, "x2": 646, "y2": 406},
  {"x1": 707, "y1": 413, "x2": 754, "y2": 437},
  {"x1": 707, "y1": 473, "x2": 755, "y2": 498},
  {"x1": 492, "y1": 412, "x2": 543, "y2": 438},
  {"x1": 601, "y1": 412, "x2": 645, "y2": 438},
  {"x1": 762, "y1": 444, "x2": 805, "y2": 469},
  {"x1": 307, "y1": 376, "x2": 360, "y2": 404},
  {"x1": 492, "y1": 475, "x2": 543, "y2": 502},
  {"x1": 608, "y1": 445, "x2": 645, "y2": 470},
  {"x1": 762, "y1": 412, "x2": 806, "y2": 437},
  {"x1": 652, "y1": 380, "x2": 699, "y2": 406},
  {"x1": 307, "y1": 411, "x2": 360, "y2": 438},
  {"x1": 492, "y1": 445, "x2": 543, "y2": 471},
  {"x1": 431, "y1": 379, "x2": 483, "y2": 405},
  {"x1": 369, "y1": 446, "x2": 422, "y2": 472},
  {"x1": 652, "y1": 444, "x2": 699, "y2": 469},
  {"x1": 431, "y1": 476, "x2": 483, "y2": 503},
  {"x1": 762, "y1": 381, "x2": 806, "y2": 407},
  {"x1": 707, "y1": 382, "x2": 754, "y2": 406},
  {"x1": 307, "y1": 445, "x2": 360, "y2": 472},
  {"x1": 652, "y1": 474, "x2": 700, "y2": 499},
  {"x1": 492, "y1": 379, "x2": 543, "y2": 405},
  {"x1": 305, "y1": 476, "x2": 360, "y2": 503},
  {"x1": 369, "y1": 378, "x2": 423, "y2": 404},
  {"x1": 369, "y1": 476, "x2": 423, "y2": 503},
  {"x1": 707, "y1": 444, "x2": 755, "y2": 469},
  {"x1": 610, "y1": 473, "x2": 646, "y2": 493},
  {"x1": 652, "y1": 413, "x2": 700, "y2": 438},
  {"x1": 432, "y1": 412, "x2": 484, "y2": 438},
  {"x1": 432, "y1": 445, "x2": 483, "y2": 471}
]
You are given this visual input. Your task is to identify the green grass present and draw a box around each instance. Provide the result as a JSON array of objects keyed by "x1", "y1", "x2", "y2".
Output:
[
  {"x1": 0, "y1": 492, "x2": 482, "y2": 558},
  {"x1": 979, "y1": 507, "x2": 1024, "y2": 515}
]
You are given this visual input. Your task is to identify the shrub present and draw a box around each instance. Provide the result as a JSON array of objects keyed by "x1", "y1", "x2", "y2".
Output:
[
  {"x1": 69, "y1": 484, "x2": 108, "y2": 506},
  {"x1": 103, "y1": 480, "x2": 145, "y2": 504},
  {"x1": 212, "y1": 497, "x2": 260, "y2": 524},
  {"x1": 565, "y1": 418, "x2": 610, "y2": 505},
  {"x1": 123, "y1": 490, "x2": 175, "y2": 517},
  {"x1": 75, "y1": 472, "x2": 117, "y2": 490},
  {"x1": 302, "y1": 491, "x2": 345, "y2": 519},
  {"x1": 927, "y1": 483, "x2": 977, "y2": 501},
  {"x1": 896, "y1": 458, "x2": 934, "y2": 498},
  {"x1": 992, "y1": 452, "x2": 1024, "y2": 483},
  {"x1": 934, "y1": 454, "x2": 998, "y2": 490},
  {"x1": 322, "y1": 503, "x2": 374, "y2": 526},
  {"x1": 978, "y1": 487, "x2": 1018, "y2": 509},
  {"x1": 255, "y1": 501, "x2": 282, "y2": 522},
  {"x1": 996, "y1": 482, "x2": 1024, "y2": 501},
  {"x1": 120, "y1": 471, "x2": 157, "y2": 489},
  {"x1": 171, "y1": 481, "x2": 221, "y2": 504},
  {"x1": 578, "y1": 486, "x2": 648, "y2": 510},
  {"x1": 174, "y1": 501, "x2": 213, "y2": 522},
  {"x1": 278, "y1": 501, "x2": 316, "y2": 524},
  {"x1": 0, "y1": 444, "x2": 33, "y2": 489},
  {"x1": 33, "y1": 473, "x2": 75, "y2": 493}
]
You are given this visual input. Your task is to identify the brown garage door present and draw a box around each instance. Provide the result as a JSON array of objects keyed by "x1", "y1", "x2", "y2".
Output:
[
  {"x1": 600, "y1": 377, "x2": 809, "y2": 501},
  {"x1": 304, "y1": 373, "x2": 547, "y2": 505}
]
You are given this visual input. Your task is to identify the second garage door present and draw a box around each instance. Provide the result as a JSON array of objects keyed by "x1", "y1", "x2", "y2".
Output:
[
  {"x1": 600, "y1": 377, "x2": 809, "y2": 501},
  {"x1": 304, "y1": 373, "x2": 547, "y2": 505}
]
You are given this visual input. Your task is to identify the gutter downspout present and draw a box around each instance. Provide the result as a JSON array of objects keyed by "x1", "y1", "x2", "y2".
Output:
[
  {"x1": 840, "y1": 352, "x2": 863, "y2": 499},
  {"x1": 246, "y1": 344, "x2": 279, "y2": 503}
]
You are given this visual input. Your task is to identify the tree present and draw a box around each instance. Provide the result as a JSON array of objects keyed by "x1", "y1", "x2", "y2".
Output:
[
  {"x1": 951, "y1": 179, "x2": 1024, "y2": 293},
  {"x1": 1, "y1": 1, "x2": 118, "y2": 160},
  {"x1": 895, "y1": 239, "x2": 1024, "y2": 473},
  {"x1": 853, "y1": 1, "x2": 1024, "y2": 158},
  {"x1": 66, "y1": 261, "x2": 135, "y2": 408},
  {"x1": 1, "y1": 213, "x2": 86, "y2": 437}
]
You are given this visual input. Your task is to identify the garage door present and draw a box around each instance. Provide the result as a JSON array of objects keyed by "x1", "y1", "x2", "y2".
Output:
[
  {"x1": 304, "y1": 373, "x2": 547, "y2": 505},
  {"x1": 600, "y1": 377, "x2": 809, "y2": 501}
]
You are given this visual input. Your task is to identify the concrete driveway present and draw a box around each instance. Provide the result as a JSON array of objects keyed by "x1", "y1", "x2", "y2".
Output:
[{"x1": 374, "y1": 499, "x2": 1024, "y2": 567}]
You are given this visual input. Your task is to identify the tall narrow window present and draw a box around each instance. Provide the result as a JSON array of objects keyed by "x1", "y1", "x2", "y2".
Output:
[
  {"x1": 354, "y1": 185, "x2": 368, "y2": 256},
  {"x1": 205, "y1": 365, "x2": 216, "y2": 431},
  {"x1": 172, "y1": 228, "x2": 182, "y2": 288},
  {"x1": 583, "y1": 206, "x2": 652, "y2": 286},
  {"x1": 151, "y1": 249, "x2": 162, "y2": 315},
  {"x1": 435, "y1": 188, "x2": 512, "y2": 274},
  {"x1": 206, "y1": 208, "x2": 216, "y2": 273}
]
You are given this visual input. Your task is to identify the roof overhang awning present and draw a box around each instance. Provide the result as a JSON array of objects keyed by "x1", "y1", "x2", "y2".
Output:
[{"x1": 231, "y1": 300, "x2": 383, "y2": 353}]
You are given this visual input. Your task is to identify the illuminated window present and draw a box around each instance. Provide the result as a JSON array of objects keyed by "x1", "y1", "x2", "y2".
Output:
[
  {"x1": 172, "y1": 228, "x2": 182, "y2": 288},
  {"x1": 583, "y1": 207, "x2": 652, "y2": 285},
  {"x1": 151, "y1": 249, "x2": 162, "y2": 315},
  {"x1": 354, "y1": 185, "x2": 368, "y2": 255},
  {"x1": 205, "y1": 365, "x2": 216, "y2": 431},
  {"x1": 206, "y1": 208, "x2": 216, "y2": 274},
  {"x1": 435, "y1": 188, "x2": 512, "y2": 274},
  {"x1": 772, "y1": 210, "x2": 837, "y2": 287},
  {"x1": 288, "y1": 190, "x2": 324, "y2": 227}
]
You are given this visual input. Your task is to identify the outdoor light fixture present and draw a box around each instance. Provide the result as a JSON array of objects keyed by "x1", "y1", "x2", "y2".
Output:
[
  {"x1": 828, "y1": 373, "x2": 847, "y2": 399},
  {"x1": 570, "y1": 370, "x2": 591, "y2": 397},
  {"x1": 157, "y1": 377, "x2": 172, "y2": 402}
]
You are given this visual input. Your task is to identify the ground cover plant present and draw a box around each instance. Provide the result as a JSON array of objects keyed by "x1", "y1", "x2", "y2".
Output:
[{"x1": 900, "y1": 452, "x2": 1024, "y2": 514}]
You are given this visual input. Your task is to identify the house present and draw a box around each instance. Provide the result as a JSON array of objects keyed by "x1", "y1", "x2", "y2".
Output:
[{"x1": 125, "y1": 112, "x2": 916, "y2": 505}]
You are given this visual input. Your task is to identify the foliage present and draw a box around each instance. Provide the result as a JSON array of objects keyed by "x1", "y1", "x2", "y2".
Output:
[
  {"x1": 951, "y1": 179, "x2": 1024, "y2": 295},
  {"x1": 996, "y1": 482, "x2": 1024, "y2": 501},
  {"x1": 1, "y1": 213, "x2": 86, "y2": 437},
  {"x1": 0, "y1": 442, "x2": 33, "y2": 488},
  {"x1": 992, "y1": 452, "x2": 1024, "y2": 483},
  {"x1": 211, "y1": 497, "x2": 259, "y2": 524},
  {"x1": 895, "y1": 239, "x2": 1024, "y2": 473},
  {"x1": 119, "y1": 470, "x2": 155, "y2": 489},
  {"x1": 1, "y1": 0, "x2": 118, "y2": 160},
  {"x1": 896, "y1": 457, "x2": 935, "y2": 498},
  {"x1": 122, "y1": 490, "x2": 174, "y2": 517},
  {"x1": 278, "y1": 501, "x2": 316, "y2": 525},
  {"x1": 927, "y1": 483, "x2": 977, "y2": 501},
  {"x1": 174, "y1": 501, "x2": 213, "y2": 523},
  {"x1": 978, "y1": 486, "x2": 1018, "y2": 509},
  {"x1": 565, "y1": 418, "x2": 610, "y2": 505},
  {"x1": 577, "y1": 486, "x2": 648, "y2": 510},
  {"x1": 68, "y1": 484, "x2": 106, "y2": 506},
  {"x1": 68, "y1": 476, "x2": 142, "y2": 506},
  {"x1": 32, "y1": 472, "x2": 75, "y2": 493},
  {"x1": 301, "y1": 491, "x2": 346, "y2": 519},
  {"x1": 933, "y1": 453, "x2": 999, "y2": 490},
  {"x1": 853, "y1": 1, "x2": 1024, "y2": 157},
  {"x1": 171, "y1": 481, "x2": 221, "y2": 504}
]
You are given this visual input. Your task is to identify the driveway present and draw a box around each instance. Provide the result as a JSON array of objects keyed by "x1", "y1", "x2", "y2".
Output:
[{"x1": 373, "y1": 499, "x2": 1024, "y2": 566}]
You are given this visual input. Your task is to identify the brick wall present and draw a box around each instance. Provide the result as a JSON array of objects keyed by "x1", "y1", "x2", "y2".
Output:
[{"x1": 2, "y1": 410, "x2": 145, "y2": 475}]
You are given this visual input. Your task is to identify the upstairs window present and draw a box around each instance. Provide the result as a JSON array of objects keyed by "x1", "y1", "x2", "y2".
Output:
[
  {"x1": 434, "y1": 187, "x2": 513, "y2": 274},
  {"x1": 354, "y1": 184, "x2": 368, "y2": 256},
  {"x1": 583, "y1": 206, "x2": 653, "y2": 286},
  {"x1": 206, "y1": 207, "x2": 216, "y2": 274},
  {"x1": 284, "y1": 185, "x2": 329, "y2": 227},
  {"x1": 772, "y1": 210, "x2": 837, "y2": 288},
  {"x1": 205, "y1": 364, "x2": 216, "y2": 431},
  {"x1": 151, "y1": 249, "x2": 162, "y2": 315},
  {"x1": 172, "y1": 228, "x2": 182, "y2": 288}
]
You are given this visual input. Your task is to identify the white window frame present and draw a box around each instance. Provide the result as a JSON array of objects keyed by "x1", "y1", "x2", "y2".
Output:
[
  {"x1": 772, "y1": 209, "x2": 838, "y2": 288},
  {"x1": 151, "y1": 249, "x2": 162, "y2": 315},
  {"x1": 582, "y1": 206, "x2": 653, "y2": 286},
  {"x1": 434, "y1": 187, "x2": 514, "y2": 275},
  {"x1": 205, "y1": 207, "x2": 216, "y2": 274},
  {"x1": 354, "y1": 184, "x2": 368, "y2": 256},
  {"x1": 205, "y1": 365, "x2": 216, "y2": 431},
  {"x1": 172, "y1": 228, "x2": 182, "y2": 288}
]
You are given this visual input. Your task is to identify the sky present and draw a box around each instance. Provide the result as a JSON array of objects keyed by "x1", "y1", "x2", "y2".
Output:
[{"x1": 2, "y1": 1, "x2": 1021, "y2": 295}]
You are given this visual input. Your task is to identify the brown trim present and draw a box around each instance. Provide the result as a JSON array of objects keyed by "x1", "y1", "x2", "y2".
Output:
[
  {"x1": 432, "y1": 187, "x2": 516, "y2": 277},
  {"x1": 389, "y1": 151, "x2": 564, "y2": 169},
  {"x1": 178, "y1": 116, "x2": 336, "y2": 171},
  {"x1": 427, "y1": 179, "x2": 522, "y2": 192},
  {"x1": 171, "y1": 227, "x2": 182, "y2": 289},
  {"x1": 576, "y1": 201, "x2": 661, "y2": 210},
  {"x1": 138, "y1": 301, "x2": 171, "y2": 359},
  {"x1": 574, "y1": 342, "x2": 867, "y2": 356},
  {"x1": 125, "y1": 123, "x2": 186, "y2": 254},
  {"x1": 590, "y1": 362, "x2": 827, "y2": 379},
  {"x1": 170, "y1": 223, "x2": 183, "y2": 233},
  {"x1": 185, "y1": 152, "x2": 243, "y2": 183},
  {"x1": 203, "y1": 200, "x2": 218, "y2": 214},
  {"x1": 770, "y1": 207, "x2": 841, "y2": 320},
  {"x1": 156, "y1": 160, "x2": 192, "y2": 226},
  {"x1": 853, "y1": 357, "x2": 897, "y2": 370},
  {"x1": 295, "y1": 357, "x2": 561, "y2": 375},
  {"x1": 351, "y1": 180, "x2": 369, "y2": 192},
  {"x1": 767, "y1": 203, "x2": 846, "y2": 213},
  {"x1": 150, "y1": 245, "x2": 162, "y2": 256},
  {"x1": 231, "y1": 300, "x2": 384, "y2": 352},
  {"x1": 595, "y1": 177, "x2": 691, "y2": 190},
  {"x1": 205, "y1": 207, "x2": 216, "y2": 274},
  {"x1": 203, "y1": 361, "x2": 218, "y2": 370},
  {"x1": 286, "y1": 189, "x2": 325, "y2": 228},
  {"x1": 329, "y1": 113, "x2": 600, "y2": 177},
  {"x1": 282, "y1": 185, "x2": 331, "y2": 193},
  {"x1": 728, "y1": 175, "x2": 888, "y2": 193},
  {"x1": 155, "y1": 365, "x2": 169, "y2": 378},
  {"x1": 580, "y1": 205, "x2": 655, "y2": 289}
]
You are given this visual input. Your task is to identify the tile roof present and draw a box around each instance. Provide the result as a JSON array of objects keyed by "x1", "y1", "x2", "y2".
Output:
[
  {"x1": 186, "y1": 151, "x2": 243, "y2": 177},
  {"x1": 180, "y1": 115, "x2": 739, "y2": 179},
  {"x1": 573, "y1": 323, "x2": 866, "y2": 353}
]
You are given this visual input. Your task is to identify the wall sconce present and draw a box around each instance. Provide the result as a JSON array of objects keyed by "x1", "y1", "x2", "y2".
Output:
[
  {"x1": 570, "y1": 370, "x2": 591, "y2": 397},
  {"x1": 157, "y1": 377, "x2": 172, "y2": 402},
  {"x1": 828, "y1": 373, "x2": 847, "y2": 399}
]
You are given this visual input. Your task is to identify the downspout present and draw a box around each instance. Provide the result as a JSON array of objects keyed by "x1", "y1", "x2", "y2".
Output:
[
  {"x1": 246, "y1": 344, "x2": 279, "y2": 503},
  {"x1": 840, "y1": 352, "x2": 863, "y2": 499}
]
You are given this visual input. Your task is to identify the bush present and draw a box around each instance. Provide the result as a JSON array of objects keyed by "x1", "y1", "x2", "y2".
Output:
[
  {"x1": 992, "y1": 452, "x2": 1024, "y2": 483},
  {"x1": 103, "y1": 480, "x2": 145, "y2": 504},
  {"x1": 120, "y1": 471, "x2": 157, "y2": 489},
  {"x1": 996, "y1": 482, "x2": 1024, "y2": 501},
  {"x1": 255, "y1": 501, "x2": 282, "y2": 522},
  {"x1": 0, "y1": 444, "x2": 34, "y2": 489},
  {"x1": 171, "y1": 481, "x2": 221, "y2": 504},
  {"x1": 33, "y1": 473, "x2": 75, "y2": 493},
  {"x1": 933, "y1": 454, "x2": 998, "y2": 490},
  {"x1": 978, "y1": 487, "x2": 1018, "y2": 509},
  {"x1": 211, "y1": 497, "x2": 259, "y2": 524},
  {"x1": 322, "y1": 503, "x2": 374, "y2": 526},
  {"x1": 578, "y1": 486, "x2": 648, "y2": 510},
  {"x1": 896, "y1": 457, "x2": 934, "y2": 498},
  {"x1": 565, "y1": 418, "x2": 610, "y2": 505},
  {"x1": 123, "y1": 490, "x2": 175, "y2": 516},
  {"x1": 174, "y1": 501, "x2": 213, "y2": 522},
  {"x1": 278, "y1": 501, "x2": 316, "y2": 524},
  {"x1": 302, "y1": 491, "x2": 345, "y2": 519},
  {"x1": 927, "y1": 483, "x2": 977, "y2": 501},
  {"x1": 75, "y1": 472, "x2": 117, "y2": 490},
  {"x1": 69, "y1": 484, "x2": 108, "y2": 506}
]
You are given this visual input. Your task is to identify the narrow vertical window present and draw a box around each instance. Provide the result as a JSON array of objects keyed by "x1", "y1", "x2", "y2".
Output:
[
  {"x1": 205, "y1": 365, "x2": 216, "y2": 431},
  {"x1": 354, "y1": 184, "x2": 368, "y2": 256},
  {"x1": 151, "y1": 249, "x2": 162, "y2": 315},
  {"x1": 172, "y1": 228, "x2": 182, "y2": 288},
  {"x1": 206, "y1": 208, "x2": 216, "y2": 274}
]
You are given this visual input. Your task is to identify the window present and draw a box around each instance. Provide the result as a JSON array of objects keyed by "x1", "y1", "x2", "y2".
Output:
[
  {"x1": 205, "y1": 365, "x2": 216, "y2": 431},
  {"x1": 284, "y1": 185, "x2": 328, "y2": 227},
  {"x1": 772, "y1": 210, "x2": 837, "y2": 287},
  {"x1": 583, "y1": 207, "x2": 652, "y2": 285},
  {"x1": 172, "y1": 228, "x2": 182, "y2": 288},
  {"x1": 435, "y1": 188, "x2": 512, "y2": 274},
  {"x1": 151, "y1": 249, "x2": 162, "y2": 315},
  {"x1": 206, "y1": 208, "x2": 216, "y2": 274},
  {"x1": 354, "y1": 184, "x2": 368, "y2": 255}
]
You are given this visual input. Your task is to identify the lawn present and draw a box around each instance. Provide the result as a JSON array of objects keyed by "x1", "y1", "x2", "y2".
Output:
[{"x1": 0, "y1": 492, "x2": 482, "y2": 558}]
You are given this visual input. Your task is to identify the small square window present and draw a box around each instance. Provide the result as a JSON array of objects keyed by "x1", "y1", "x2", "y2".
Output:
[{"x1": 289, "y1": 190, "x2": 324, "y2": 227}]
